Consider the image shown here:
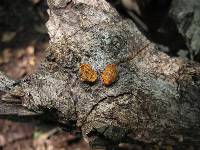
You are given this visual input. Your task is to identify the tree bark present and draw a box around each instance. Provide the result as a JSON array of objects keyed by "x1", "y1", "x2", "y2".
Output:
[
  {"x1": 169, "y1": 0, "x2": 200, "y2": 60},
  {"x1": 0, "y1": 0, "x2": 200, "y2": 145}
]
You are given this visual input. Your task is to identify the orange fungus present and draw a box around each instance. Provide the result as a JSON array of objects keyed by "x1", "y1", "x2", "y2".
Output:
[
  {"x1": 80, "y1": 64, "x2": 98, "y2": 83},
  {"x1": 102, "y1": 64, "x2": 117, "y2": 86}
]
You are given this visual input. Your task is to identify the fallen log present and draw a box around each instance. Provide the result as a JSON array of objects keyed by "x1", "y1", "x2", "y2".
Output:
[{"x1": 0, "y1": 0, "x2": 200, "y2": 146}]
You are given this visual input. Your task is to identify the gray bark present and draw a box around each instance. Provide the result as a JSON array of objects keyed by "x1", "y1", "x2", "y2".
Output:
[
  {"x1": 169, "y1": 0, "x2": 200, "y2": 60},
  {"x1": 0, "y1": 0, "x2": 200, "y2": 145}
]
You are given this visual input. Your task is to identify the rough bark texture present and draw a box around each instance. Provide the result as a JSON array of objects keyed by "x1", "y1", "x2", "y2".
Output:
[
  {"x1": 169, "y1": 0, "x2": 200, "y2": 60},
  {"x1": 0, "y1": 0, "x2": 200, "y2": 145}
]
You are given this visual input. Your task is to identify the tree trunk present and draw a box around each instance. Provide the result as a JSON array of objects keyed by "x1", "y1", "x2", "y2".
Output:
[{"x1": 0, "y1": 0, "x2": 200, "y2": 145}]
